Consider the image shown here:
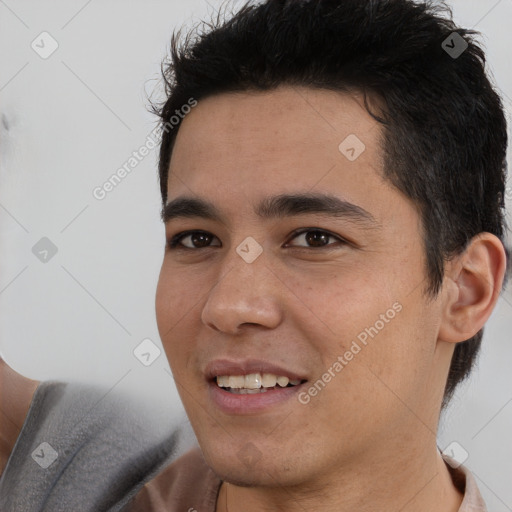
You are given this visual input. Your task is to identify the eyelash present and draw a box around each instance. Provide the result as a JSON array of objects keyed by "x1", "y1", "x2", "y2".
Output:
[{"x1": 167, "y1": 228, "x2": 348, "y2": 250}]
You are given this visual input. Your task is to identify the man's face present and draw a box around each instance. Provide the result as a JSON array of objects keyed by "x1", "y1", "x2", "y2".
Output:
[{"x1": 156, "y1": 86, "x2": 450, "y2": 488}]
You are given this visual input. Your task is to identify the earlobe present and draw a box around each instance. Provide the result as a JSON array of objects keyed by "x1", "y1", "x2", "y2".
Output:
[{"x1": 438, "y1": 233, "x2": 507, "y2": 343}]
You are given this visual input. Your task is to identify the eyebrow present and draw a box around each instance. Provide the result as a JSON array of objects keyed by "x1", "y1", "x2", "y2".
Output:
[{"x1": 161, "y1": 193, "x2": 378, "y2": 228}]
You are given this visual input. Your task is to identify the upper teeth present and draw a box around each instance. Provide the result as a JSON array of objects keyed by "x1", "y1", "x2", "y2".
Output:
[{"x1": 216, "y1": 373, "x2": 302, "y2": 389}]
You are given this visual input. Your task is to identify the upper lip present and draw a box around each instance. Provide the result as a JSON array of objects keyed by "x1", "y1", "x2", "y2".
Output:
[{"x1": 204, "y1": 359, "x2": 308, "y2": 382}]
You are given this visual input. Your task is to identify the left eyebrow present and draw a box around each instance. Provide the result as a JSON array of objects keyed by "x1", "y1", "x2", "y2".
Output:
[{"x1": 161, "y1": 192, "x2": 378, "y2": 228}]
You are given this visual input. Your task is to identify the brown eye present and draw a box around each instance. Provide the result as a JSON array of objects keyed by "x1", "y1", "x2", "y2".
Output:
[
  {"x1": 287, "y1": 229, "x2": 345, "y2": 248},
  {"x1": 168, "y1": 231, "x2": 221, "y2": 249}
]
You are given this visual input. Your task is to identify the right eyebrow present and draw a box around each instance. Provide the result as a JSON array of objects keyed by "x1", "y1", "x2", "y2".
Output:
[{"x1": 161, "y1": 192, "x2": 378, "y2": 230}]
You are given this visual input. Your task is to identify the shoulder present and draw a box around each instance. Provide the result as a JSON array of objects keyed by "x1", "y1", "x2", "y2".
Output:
[{"x1": 0, "y1": 380, "x2": 182, "y2": 512}]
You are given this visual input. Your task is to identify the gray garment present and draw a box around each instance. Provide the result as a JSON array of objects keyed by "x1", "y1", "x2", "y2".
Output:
[{"x1": 0, "y1": 380, "x2": 180, "y2": 512}]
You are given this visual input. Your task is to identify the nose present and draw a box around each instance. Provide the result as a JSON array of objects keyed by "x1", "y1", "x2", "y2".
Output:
[{"x1": 200, "y1": 251, "x2": 284, "y2": 335}]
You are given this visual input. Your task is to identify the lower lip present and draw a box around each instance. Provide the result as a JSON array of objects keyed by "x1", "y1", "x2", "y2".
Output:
[{"x1": 208, "y1": 381, "x2": 305, "y2": 414}]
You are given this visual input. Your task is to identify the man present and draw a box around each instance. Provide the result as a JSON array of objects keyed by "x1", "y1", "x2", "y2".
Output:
[{"x1": 127, "y1": 0, "x2": 508, "y2": 510}]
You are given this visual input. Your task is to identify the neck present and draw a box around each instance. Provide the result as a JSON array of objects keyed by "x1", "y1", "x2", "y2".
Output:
[
  {"x1": 0, "y1": 359, "x2": 39, "y2": 476},
  {"x1": 216, "y1": 438, "x2": 463, "y2": 512}
]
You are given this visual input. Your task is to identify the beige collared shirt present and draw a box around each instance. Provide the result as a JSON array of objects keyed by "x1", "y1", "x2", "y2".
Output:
[
  {"x1": 125, "y1": 448, "x2": 488, "y2": 511},
  {"x1": 442, "y1": 453, "x2": 488, "y2": 511}
]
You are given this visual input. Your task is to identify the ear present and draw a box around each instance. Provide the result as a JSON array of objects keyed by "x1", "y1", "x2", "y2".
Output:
[{"x1": 438, "y1": 233, "x2": 507, "y2": 343}]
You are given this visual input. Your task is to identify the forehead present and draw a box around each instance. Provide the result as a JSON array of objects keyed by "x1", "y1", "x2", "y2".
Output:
[
  {"x1": 167, "y1": 86, "x2": 392, "y2": 219},
  {"x1": 172, "y1": 86, "x2": 380, "y2": 163}
]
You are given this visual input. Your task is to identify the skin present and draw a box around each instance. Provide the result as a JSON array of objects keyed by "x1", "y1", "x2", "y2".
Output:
[
  {"x1": 0, "y1": 359, "x2": 39, "y2": 476},
  {"x1": 155, "y1": 86, "x2": 506, "y2": 512}
]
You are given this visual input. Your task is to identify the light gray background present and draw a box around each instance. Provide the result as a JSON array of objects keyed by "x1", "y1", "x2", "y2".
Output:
[{"x1": 0, "y1": 0, "x2": 511, "y2": 509}]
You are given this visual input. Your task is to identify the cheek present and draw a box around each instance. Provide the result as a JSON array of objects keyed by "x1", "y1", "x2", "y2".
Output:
[
  {"x1": 155, "y1": 262, "x2": 221, "y2": 378},
  {"x1": 333, "y1": 294, "x2": 439, "y2": 419},
  {"x1": 276, "y1": 263, "x2": 396, "y2": 350},
  {"x1": 155, "y1": 270, "x2": 173, "y2": 331},
  {"x1": 155, "y1": 261, "x2": 209, "y2": 332},
  {"x1": 155, "y1": 268, "x2": 196, "y2": 372},
  {"x1": 290, "y1": 262, "x2": 431, "y2": 393}
]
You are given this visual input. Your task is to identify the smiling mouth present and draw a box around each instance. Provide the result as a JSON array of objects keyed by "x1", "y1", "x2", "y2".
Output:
[{"x1": 215, "y1": 373, "x2": 307, "y2": 394}]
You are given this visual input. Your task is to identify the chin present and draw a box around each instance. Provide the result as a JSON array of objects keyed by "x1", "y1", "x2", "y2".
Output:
[
  {"x1": 214, "y1": 471, "x2": 264, "y2": 488},
  {"x1": 201, "y1": 442, "x2": 306, "y2": 489},
  {"x1": 210, "y1": 464, "x2": 288, "y2": 489}
]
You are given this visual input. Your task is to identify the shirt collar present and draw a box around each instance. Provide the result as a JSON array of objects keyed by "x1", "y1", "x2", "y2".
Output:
[{"x1": 441, "y1": 453, "x2": 488, "y2": 512}]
